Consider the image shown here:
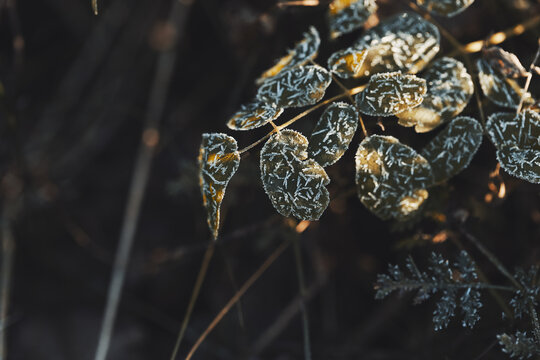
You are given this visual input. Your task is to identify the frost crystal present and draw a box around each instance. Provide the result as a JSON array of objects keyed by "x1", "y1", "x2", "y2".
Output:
[
  {"x1": 355, "y1": 135, "x2": 433, "y2": 220},
  {"x1": 416, "y1": 0, "x2": 475, "y2": 17},
  {"x1": 260, "y1": 130, "x2": 330, "y2": 220},
  {"x1": 327, "y1": 47, "x2": 368, "y2": 78},
  {"x1": 227, "y1": 101, "x2": 284, "y2": 131},
  {"x1": 198, "y1": 133, "x2": 241, "y2": 239},
  {"x1": 486, "y1": 110, "x2": 540, "y2": 183},
  {"x1": 308, "y1": 102, "x2": 359, "y2": 167},
  {"x1": 257, "y1": 26, "x2": 320, "y2": 84},
  {"x1": 328, "y1": 0, "x2": 377, "y2": 40},
  {"x1": 397, "y1": 57, "x2": 474, "y2": 133},
  {"x1": 421, "y1": 116, "x2": 483, "y2": 184},
  {"x1": 257, "y1": 65, "x2": 332, "y2": 108},
  {"x1": 356, "y1": 72, "x2": 427, "y2": 117},
  {"x1": 354, "y1": 12, "x2": 440, "y2": 77}
]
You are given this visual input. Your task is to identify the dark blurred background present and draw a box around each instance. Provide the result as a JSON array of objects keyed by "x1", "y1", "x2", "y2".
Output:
[{"x1": 0, "y1": 0, "x2": 539, "y2": 359}]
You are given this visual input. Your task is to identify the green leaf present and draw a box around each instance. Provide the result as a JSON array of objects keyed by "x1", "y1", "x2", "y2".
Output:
[
  {"x1": 256, "y1": 65, "x2": 332, "y2": 108},
  {"x1": 328, "y1": 0, "x2": 377, "y2": 40},
  {"x1": 260, "y1": 129, "x2": 330, "y2": 220},
  {"x1": 397, "y1": 57, "x2": 474, "y2": 133},
  {"x1": 421, "y1": 116, "x2": 483, "y2": 184},
  {"x1": 416, "y1": 0, "x2": 475, "y2": 17},
  {"x1": 486, "y1": 110, "x2": 540, "y2": 183},
  {"x1": 356, "y1": 72, "x2": 427, "y2": 117},
  {"x1": 477, "y1": 59, "x2": 532, "y2": 109},
  {"x1": 227, "y1": 100, "x2": 283, "y2": 131},
  {"x1": 355, "y1": 135, "x2": 433, "y2": 220},
  {"x1": 198, "y1": 133, "x2": 241, "y2": 239},
  {"x1": 257, "y1": 26, "x2": 320, "y2": 84},
  {"x1": 327, "y1": 47, "x2": 368, "y2": 78},
  {"x1": 354, "y1": 12, "x2": 440, "y2": 77},
  {"x1": 308, "y1": 102, "x2": 359, "y2": 167}
]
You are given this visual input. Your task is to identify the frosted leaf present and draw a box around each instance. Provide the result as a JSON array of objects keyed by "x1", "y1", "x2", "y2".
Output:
[
  {"x1": 486, "y1": 110, "x2": 540, "y2": 183},
  {"x1": 198, "y1": 133, "x2": 241, "y2": 239},
  {"x1": 354, "y1": 12, "x2": 440, "y2": 77},
  {"x1": 328, "y1": 0, "x2": 377, "y2": 40},
  {"x1": 261, "y1": 129, "x2": 330, "y2": 220},
  {"x1": 355, "y1": 135, "x2": 433, "y2": 220},
  {"x1": 257, "y1": 26, "x2": 320, "y2": 84},
  {"x1": 421, "y1": 117, "x2": 483, "y2": 183},
  {"x1": 227, "y1": 101, "x2": 284, "y2": 131},
  {"x1": 416, "y1": 0, "x2": 475, "y2": 17},
  {"x1": 308, "y1": 102, "x2": 359, "y2": 167},
  {"x1": 327, "y1": 47, "x2": 368, "y2": 78},
  {"x1": 256, "y1": 65, "x2": 332, "y2": 108},
  {"x1": 397, "y1": 57, "x2": 474, "y2": 133},
  {"x1": 477, "y1": 59, "x2": 532, "y2": 109},
  {"x1": 483, "y1": 46, "x2": 528, "y2": 79},
  {"x1": 356, "y1": 72, "x2": 427, "y2": 116}
]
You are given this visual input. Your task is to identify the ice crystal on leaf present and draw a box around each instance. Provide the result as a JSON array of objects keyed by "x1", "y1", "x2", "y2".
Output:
[
  {"x1": 416, "y1": 0, "x2": 475, "y2": 17},
  {"x1": 354, "y1": 12, "x2": 440, "y2": 77},
  {"x1": 260, "y1": 130, "x2": 330, "y2": 220},
  {"x1": 486, "y1": 110, "x2": 540, "y2": 183},
  {"x1": 327, "y1": 47, "x2": 368, "y2": 79},
  {"x1": 257, "y1": 65, "x2": 332, "y2": 108},
  {"x1": 328, "y1": 0, "x2": 377, "y2": 40},
  {"x1": 421, "y1": 116, "x2": 483, "y2": 184},
  {"x1": 198, "y1": 133, "x2": 241, "y2": 239},
  {"x1": 356, "y1": 72, "x2": 427, "y2": 117},
  {"x1": 498, "y1": 332, "x2": 540, "y2": 360},
  {"x1": 308, "y1": 102, "x2": 359, "y2": 167},
  {"x1": 227, "y1": 101, "x2": 284, "y2": 131},
  {"x1": 397, "y1": 57, "x2": 474, "y2": 132},
  {"x1": 355, "y1": 135, "x2": 433, "y2": 220}
]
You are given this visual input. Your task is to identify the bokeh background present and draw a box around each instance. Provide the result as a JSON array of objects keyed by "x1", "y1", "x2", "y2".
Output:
[{"x1": 0, "y1": 0, "x2": 539, "y2": 359}]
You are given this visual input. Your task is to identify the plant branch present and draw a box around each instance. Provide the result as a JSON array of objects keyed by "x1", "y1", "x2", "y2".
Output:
[
  {"x1": 293, "y1": 237, "x2": 312, "y2": 360},
  {"x1": 516, "y1": 39, "x2": 540, "y2": 114}
]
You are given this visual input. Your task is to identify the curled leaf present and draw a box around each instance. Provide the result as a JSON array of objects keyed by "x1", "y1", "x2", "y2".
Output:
[
  {"x1": 257, "y1": 26, "x2": 320, "y2": 84},
  {"x1": 354, "y1": 12, "x2": 440, "y2": 77},
  {"x1": 328, "y1": 0, "x2": 378, "y2": 40},
  {"x1": 356, "y1": 72, "x2": 427, "y2": 117},
  {"x1": 482, "y1": 46, "x2": 528, "y2": 79},
  {"x1": 198, "y1": 133, "x2": 241, "y2": 239},
  {"x1": 256, "y1": 65, "x2": 332, "y2": 108},
  {"x1": 421, "y1": 116, "x2": 483, "y2": 183},
  {"x1": 416, "y1": 0, "x2": 475, "y2": 17},
  {"x1": 397, "y1": 57, "x2": 474, "y2": 133},
  {"x1": 486, "y1": 110, "x2": 540, "y2": 183},
  {"x1": 227, "y1": 101, "x2": 284, "y2": 131},
  {"x1": 355, "y1": 135, "x2": 433, "y2": 220},
  {"x1": 477, "y1": 59, "x2": 532, "y2": 109},
  {"x1": 260, "y1": 129, "x2": 330, "y2": 220},
  {"x1": 308, "y1": 102, "x2": 359, "y2": 167},
  {"x1": 327, "y1": 47, "x2": 368, "y2": 78}
]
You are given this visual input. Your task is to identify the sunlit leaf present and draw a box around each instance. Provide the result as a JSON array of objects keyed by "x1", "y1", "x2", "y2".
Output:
[
  {"x1": 198, "y1": 133, "x2": 241, "y2": 239},
  {"x1": 421, "y1": 116, "x2": 483, "y2": 183},
  {"x1": 482, "y1": 46, "x2": 528, "y2": 79},
  {"x1": 397, "y1": 57, "x2": 474, "y2": 133},
  {"x1": 416, "y1": 0, "x2": 475, "y2": 17},
  {"x1": 328, "y1": 0, "x2": 378, "y2": 40},
  {"x1": 355, "y1": 135, "x2": 433, "y2": 220},
  {"x1": 486, "y1": 110, "x2": 540, "y2": 183},
  {"x1": 356, "y1": 72, "x2": 427, "y2": 116},
  {"x1": 354, "y1": 12, "x2": 440, "y2": 77},
  {"x1": 327, "y1": 47, "x2": 368, "y2": 78},
  {"x1": 308, "y1": 102, "x2": 359, "y2": 167},
  {"x1": 257, "y1": 26, "x2": 320, "y2": 84},
  {"x1": 256, "y1": 65, "x2": 332, "y2": 108},
  {"x1": 477, "y1": 59, "x2": 532, "y2": 109},
  {"x1": 260, "y1": 129, "x2": 330, "y2": 220},
  {"x1": 227, "y1": 101, "x2": 284, "y2": 131}
]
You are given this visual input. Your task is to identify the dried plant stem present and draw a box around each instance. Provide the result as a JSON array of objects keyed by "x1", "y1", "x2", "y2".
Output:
[
  {"x1": 170, "y1": 243, "x2": 215, "y2": 360},
  {"x1": 293, "y1": 237, "x2": 312, "y2": 360},
  {"x1": 516, "y1": 40, "x2": 540, "y2": 114},
  {"x1": 94, "y1": 2, "x2": 190, "y2": 360},
  {"x1": 184, "y1": 240, "x2": 291, "y2": 360},
  {"x1": 0, "y1": 217, "x2": 15, "y2": 360},
  {"x1": 238, "y1": 85, "x2": 365, "y2": 155}
]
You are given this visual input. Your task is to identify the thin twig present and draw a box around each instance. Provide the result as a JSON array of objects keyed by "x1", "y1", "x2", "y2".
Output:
[
  {"x1": 170, "y1": 243, "x2": 216, "y2": 360},
  {"x1": 293, "y1": 237, "x2": 312, "y2": 360},
  {"x1": 516, "y1": 40, "x2": 540, "y2": 114},
  {"x1": 0, "y1": 215, "x2": 15, "y2": 360},
  {"x1": 93, "y1": 2, "x2": 191, "y2": 360},
  {"x1": 184, "y1": 240, "x2": 291, "y2": 360}
]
